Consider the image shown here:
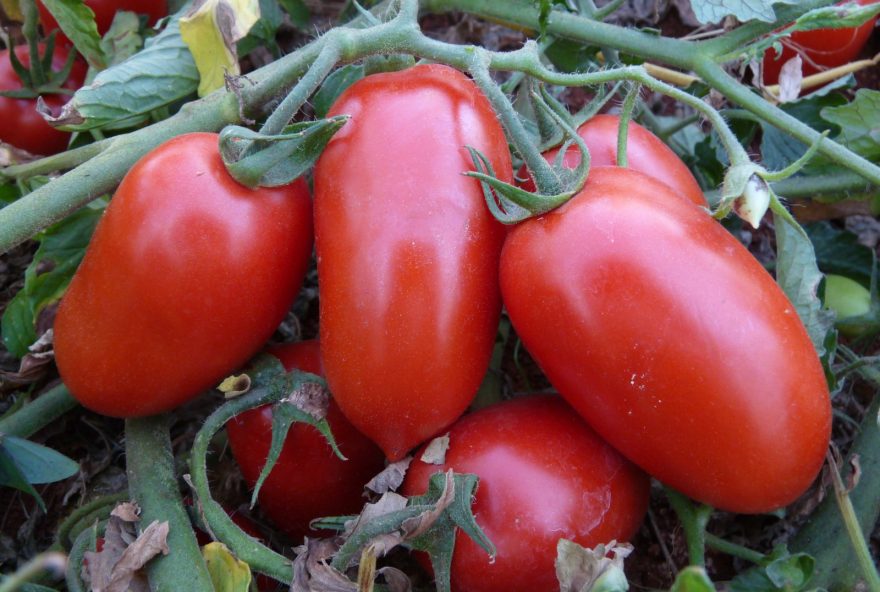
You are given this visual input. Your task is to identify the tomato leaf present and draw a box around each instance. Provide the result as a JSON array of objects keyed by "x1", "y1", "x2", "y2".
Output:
[
  {"x1": 40, "y1": 0, "x2": 106, "y2": 69},
  {"x1": 1, "y1": 205, "x2": 102, "y2": 357},
  {"x1": 820, "y1": 89, "x2": 880, "y2": 163},
  {"x1": 805, "y1": 222, "x2": 875, "y2": 286},
  {"x1": 179, "y1": 0, "x2": 260, "y2": 96},
  {"x1": 729, "y1": 546, "x2": 816, "y2": 592},
  {"x1": 669, "y1": 566, "x2": 716, "y2": 591},
  {"x1": 237, "y1": 0, "x2": 284, "y2": 57},
  {"x1": 773, "y1": 211, "x2": 835, "y2": 356},
  {"x1": 45, "y1": 16, "x2": 198, "y2": 131},
  {"x1": 100, "y1": 11, "x2": 144, "y2": 66},
  {"x1": 0, "y1": 435, "x2": 79, "y2": 484},
  {"x1": 760, "y1": 93, "x2": 845, "y2": 171},
  {"x1": 219, "y1": 117, "x2": 349, "y2": 188},
  {"x1": 278, "y1": 0, "x2": 310, "y2": 29},
  {"x1": 792, "y1": 2, "x2": 880, "y2": 31},
  {"x1": 0, "y1": 442, "x2": 45, "y2": 511},
  {"x1": 688, "y1": 0, "x2": 798, "y2": 25},
  {"x1": 202, "y1": 542, "x2": 252, "y2": 592},
  {"x1": 312, "y1": 64, "x2": 364, "y2": 119}
]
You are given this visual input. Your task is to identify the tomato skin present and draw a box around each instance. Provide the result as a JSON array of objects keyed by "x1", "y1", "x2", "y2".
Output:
[
  {"x1": 226, "y1": 341, "x2": 386, "y2": 542},
  {"x1": 762, "y1": 0, "x2": 879, "y2": 85},
  {"x1": 54, "y1": 133, "x2": 313, "y2": 417},
  {"x1": 501, "y1": 167, "x2": 831, "y2": 514},
  {"x1": 519, "y1": 114, "x2": 706, "y2": 207},
  {"x1": 401, "y1": 395, "x2": 649, "y2": 592},
  {"x1": 38, "y1": 0, "x2": 167, "y2": 39},
  {"x1": 314, "y1": 64, "x2": 511, "y2": 461},
  {"x1": 0, "y1": 45, "x2": 86, "y2": 155}
]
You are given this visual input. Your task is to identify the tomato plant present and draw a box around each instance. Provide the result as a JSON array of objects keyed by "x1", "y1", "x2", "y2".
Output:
[
  {"x1": 402, "y1": 395, "x2": 650, "y2": 592},
  {"x1": 0, "y1": 45, "x2": 86, "y2": 155},
  {"x1": 501, "y1": 167, "x2": 831, "y2": 514},
  {"x1": 38, "y1": 0, "x2": 167, "y2": 39},
  {"x1": 519, "y1": 114, "x2": 706, "y2": 206},
  {"x1": 762, "y1": 0, "x2": 879, "y2": 85},
  {"x1": 314, "y1": 64, "x2": 511, "y2": 461},
  {"x1": 226, "y1": 340, "x2": 386, "y2": 542},
  {"x1": 53, "y1": 132, "x2": 313, "y2": 417}
]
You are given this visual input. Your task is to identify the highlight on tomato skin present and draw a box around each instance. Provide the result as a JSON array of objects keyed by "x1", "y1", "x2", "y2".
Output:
[
  {"x1": 53, "y1": 132, "x2": 314, "y2": 418},
  {"x1": 226, "y1": 340, "x2": 387, "y2": 543},
  {"x1": 401, "y1": 395, "x2": 650, "y2": 592},
  {"x1": 500, "y1": 166, "x2": 831, "y2": 515},
  {"x1": 517, "y1": 114, "x2": 706, "y2": 207},
  {"x1": 761, "y1": 0, "x2": 880, "y2": 86},
  {"x1": 0, "y1": 45, "x2": 86, "y2": 155},
  {"x1": 314, "y1": 63, "x2": 512, "y2": 462}
]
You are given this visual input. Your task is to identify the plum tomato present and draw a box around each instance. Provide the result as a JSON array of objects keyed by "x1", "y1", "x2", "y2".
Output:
[
  {"x1": 54, "y1": 133, "x2": 313, "y2": 417},
  {"x1": 401, "y1": 395, "x2": 650, "y2": 592},
  {"x1": 314, "y1": 64, "x2": 511, "y2": 461},
  {"x1": 226, "y1": 340, "x2": 387, "y2": 542},
  {"x1": 518, "y1": 114, "x2": 706, "y2": 207},
  {"x1": 500, "y1": 166, "x2": 831, "y2": 514}
]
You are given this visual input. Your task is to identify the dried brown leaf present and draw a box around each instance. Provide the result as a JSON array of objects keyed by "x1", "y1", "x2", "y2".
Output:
[
  {"x1": 291, "y1": 538, "x2": 356, "y2": 592},
  {"x1": 111, "y1": 502, "x2": 140, "y2": 522},
  {"x1": 84, "y1": 515, "x2": 169, "y2": 592},
  {"x1": 420, "y1": 435, "x2": 449, "y2": 466},
  {"x1": 285, "y1": 382, "x2": 330, "y2": 420},
  {"x1": 376, "y1": 567, "x2": 412, "y2": 592},
  {"x1": 399, "y1": 471, "x2": 455, "y2": 541},
  {"x1": 365, "y1": 457, "x2": 412, "y2": 495}
]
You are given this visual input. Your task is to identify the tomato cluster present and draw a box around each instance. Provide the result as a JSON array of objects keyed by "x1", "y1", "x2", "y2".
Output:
[{"x1": 52, "y1": 61, "x2": 832, "y2": 591}]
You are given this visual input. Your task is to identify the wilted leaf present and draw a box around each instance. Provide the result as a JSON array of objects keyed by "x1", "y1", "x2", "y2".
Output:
[
  {"x1": 420, "y1": 435, "x2": 450, "y2": 465},
  {"x1": 291, "y1": 538, "x2": 355, "y2": 592},
  {"x1": 218, "y1": 374, "x2": 252, "y2": 398},
  {"x1": 84, "y1": 512, "x2": 169, "y2": 592},
  {"x1": 556, "y1": 539, "x2": 632, "y2": 592},
  {"x1": 180, "y1": 0, "x2": 260, "y2": 96},
  {"x1": 203, "y1": 542, "x2": 252, "y2": 592}
]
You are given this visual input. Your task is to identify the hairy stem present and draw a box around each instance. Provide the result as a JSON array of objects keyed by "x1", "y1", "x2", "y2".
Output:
[{"x1": 0, "y1": 383, "x2": 78, "y2": 438}]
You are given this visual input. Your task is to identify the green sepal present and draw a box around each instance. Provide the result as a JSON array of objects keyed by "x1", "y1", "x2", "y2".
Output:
[
  {"x1": 407, "y1": 473, "x2": 496, "y2": 592},
  {"x1": 466, "y1": 146, "x2": 574, "y2": 224},
  {"x1": 249, "y1": 395, "x2": 343, "y2": 508},
  {"x1": 219, "y1": 116, "x2": 349, "y2": 189},
  {"x1": 40, "y1": 0, "x2": 106, "y2": 70}
]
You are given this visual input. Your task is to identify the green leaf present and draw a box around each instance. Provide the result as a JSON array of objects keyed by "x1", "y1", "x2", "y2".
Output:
[
  {"x1": 238, "y1": 0, "x2": 284, "y2": 57},
  {"x1": 40, "y1": 0, "x2": 105, "y2": 69},
  {"x1": 669, "y1": 566, "x2": 716, "y2": 592},
  {"x1": 760, "y1": 93, "x2": 845, "y2": 171},
  {"x1": 730, "y1": 546, "x2": 816, "y2": 592},
  {"x1": 689, "y1": 0, "x2": 798, "y2": 25},
  {"x1": 0, "y1": 443, "x2": 44, "y2": 510},
  {"x1": 219, "y1": 116, "x2": 349, "y2": 188},
  {"x1": 312, "y1": 64, "x2": 365, "y2": 119},
  {"x1": 773, "y1": 211, "x2": 835, "y2": 356},
  {"x1": 46, "y1": 17, "x2": 199, "y2": 131},
  {"x1": 0, "y1": 435, "x2": 80, "y2": 484},
  {"x1": 820, "y1": 89, "x2": 880, "y2": 163},
  {"x1": 278, "y1": 0, "x2": 310, "y2": 29},
  {"x1": 100, "y1": 11, "x2": 144, "y2": 66},
  {"x1": 805, "y1": 222, "x2": 875, "y2": 286},
  {"x1": 793, "y1": 2, "x2": 880, "y2": 31},
  {"x1": 0, "y1": 183, "x2": 20, "y2": 208},
  {"x1": 1, "y1": 206, "x2": 102, "y2": 357}
]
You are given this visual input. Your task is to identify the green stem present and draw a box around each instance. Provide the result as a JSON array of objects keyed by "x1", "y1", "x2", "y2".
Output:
[
  {"x1": 665, "y1": 487, "x2": 712, "y2": 568},
  {"x1": 126, "y1": 415, "x2": 214, "y2": 592},
  {"x1": 594, "y1": 0, "x2": 624, "y2": 20},
  {"x1": 20, "y1": 0, "x2": 45, "y2": 86},
  {"x1": 189, "y1": 386, "x2": 298, "y2": 583},
  {"x1": 704, "y1": 533, "x2": 765, "y2": 565},
  {"x1": 0, "y1": 551, "x2": 66, "y2": 592},
  {"x1": 0, "y1": 139, "x2": 113, "y2": 181},
  {"x1": 65, "y1": 525, "x2": 97, "y2": 592},
  {"x1": 616, "y1": 83, "x2": 639, "y2": 168},
  {"x1": 0, "y1": 383, "x2": 78, "y2": 438},
  {"x1": 55, "y1": 491, "x2": 129, "y2": 550}
]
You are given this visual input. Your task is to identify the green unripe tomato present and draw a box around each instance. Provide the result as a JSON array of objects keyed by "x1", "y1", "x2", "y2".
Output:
[{"x1": 824, "y1": 274, "x2": 874, "y2": 338}]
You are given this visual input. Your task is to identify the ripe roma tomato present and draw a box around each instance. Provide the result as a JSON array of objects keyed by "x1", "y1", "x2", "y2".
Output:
[
  {"x1": 38, "y1": 0, "x2": 167, "y2": 39},
  {"x1": 762, "y1": 0, "x2": 879, "y2": 85},
  {"x1": 519, "y1": 114, "x2": 705, "y2": 206},
  {"x1": 501, "y1": 167, "x2": 831, "y2": 514},
  {"x1": 54, "y1": 133, "x2": 313, "y2": 417},
  {"x1": 402, "y1": 395, "x2": 650, "y2": 592},
  {"x1": 226, "y1": 340, "x2": 386, "y2": 541},
  {"x1": 0, "y1": 45, "x2": 86, "y2": 155},
  {"x1": 314, "y1": 64, "x2": 511, "y2": 461}
]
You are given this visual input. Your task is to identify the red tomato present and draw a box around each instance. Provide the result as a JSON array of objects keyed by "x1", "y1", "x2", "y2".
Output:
[
  {"x1": 314, "y1": 64, "x2": 511, "y2": 461},
  {"x1": 762, "y1": 0, "x2": 879, "y2": 85},
  {"x1": 54, "y1": 133, "x2": 313, "y2": 417},
  {"x1": 38, "y1": 0, "x2": 167, "y2": 39},
  {"x1": 226, "y1": 341, "x2": 386, "y2": 542},
  {"x1": 0, "y1": 45, "x2": 85, "y2": 155},
  {"x1": 500, "y1": 167, "x2": 831, "y2": 514},
  {"x1": 518, "y1": 114, "x2": 706, "y2": 206},
  {"x1": 402, "y1": 395, "x2": 650, "y2": 592}
]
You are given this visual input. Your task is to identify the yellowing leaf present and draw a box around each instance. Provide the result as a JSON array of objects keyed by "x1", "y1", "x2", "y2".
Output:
[
  {"x1": 202, "y1": 542, "x2": 253, "y2": 592},
  {"x1": 179, "y1": 0, "x2": 260, "y2": 96},
  {"x1": 1, "y1": 0, "x2": 22, "y2": 21}
]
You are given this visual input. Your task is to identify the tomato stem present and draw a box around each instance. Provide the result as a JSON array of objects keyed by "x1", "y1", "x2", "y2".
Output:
[
  {"x1": 125, "y1": 414, "x2": 215, "y2": 592},
  {"x1": 0, "y1": 383, "x2": 78, "y2": 439},
  {"x1": 615, "y1": 83, "x2": 640, "y2": 168},
  {"x1": 704, "y1": 533, "x2": 764, "y2": 564},
  {"x1": 664, "y1": 487, "x2": 712, "y2": 568}
]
